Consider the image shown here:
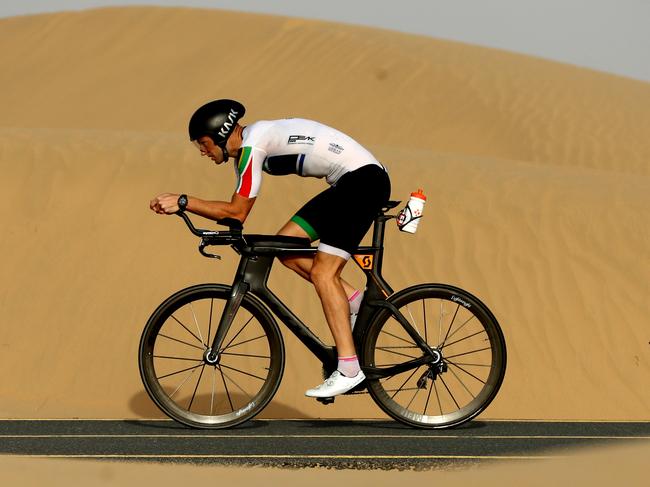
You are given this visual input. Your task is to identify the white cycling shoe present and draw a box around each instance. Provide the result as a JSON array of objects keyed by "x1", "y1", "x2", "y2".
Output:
[{"x1": 305, "y1": 370, "x2": 366, "y2": 398}]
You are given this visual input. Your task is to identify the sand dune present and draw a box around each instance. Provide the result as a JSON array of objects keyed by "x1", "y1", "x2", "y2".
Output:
[{"x1": 0, "y1": 6, "x2": 648, "y2": 423}]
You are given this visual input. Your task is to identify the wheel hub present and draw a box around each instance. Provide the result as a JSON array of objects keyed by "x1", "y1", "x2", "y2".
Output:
[
  {"x1": 416, "y1": 349, "x2": 446, "y2": 389},
  {"x1": 204, "y1": 348, "x2": 221, "y2": 365}
]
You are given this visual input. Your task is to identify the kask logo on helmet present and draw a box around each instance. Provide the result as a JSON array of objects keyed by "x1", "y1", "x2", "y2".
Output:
[{"x1": 217, "y1": 108, "x2": 241, "y2": 138}]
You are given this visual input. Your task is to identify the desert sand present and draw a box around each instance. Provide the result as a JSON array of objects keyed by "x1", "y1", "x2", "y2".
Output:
[{"x1": 0, "y1": 5, "x2": 648, "y2": 424}]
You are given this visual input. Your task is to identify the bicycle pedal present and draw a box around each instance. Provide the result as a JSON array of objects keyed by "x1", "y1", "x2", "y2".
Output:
[{"x1": 315, "y1": 396, "x2": 335, "y2": 405}]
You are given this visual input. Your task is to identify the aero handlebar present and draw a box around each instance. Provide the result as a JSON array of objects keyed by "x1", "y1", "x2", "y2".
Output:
[{"x1": 175, "y1": 211, "x2": 244, "y2": 259}]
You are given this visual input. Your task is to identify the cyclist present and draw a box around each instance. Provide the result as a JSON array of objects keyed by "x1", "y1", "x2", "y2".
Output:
[{"x1": 150, "y1": 99, "x2": 390, "y2": 397}]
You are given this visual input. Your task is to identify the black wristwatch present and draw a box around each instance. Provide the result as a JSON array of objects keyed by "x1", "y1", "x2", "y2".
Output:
[{"x1": 177, "y1": 194, "x2": 188, "y2": 212}]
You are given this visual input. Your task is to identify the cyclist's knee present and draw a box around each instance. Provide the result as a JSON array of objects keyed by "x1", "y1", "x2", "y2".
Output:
[{"x1": 309, "y1": 260, "x2": 340, "y2": 288}]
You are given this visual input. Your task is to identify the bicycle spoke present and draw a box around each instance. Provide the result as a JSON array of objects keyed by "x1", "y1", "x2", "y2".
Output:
[
  {"x1": 219, "y1": 363, "x2": 268, "y2": 382},
  {"x1": 220, "y1": 368, "x2": 254, "y2": 401},
  {"x1": 376, "y1": 346, "x2": 418, "y2": 360},
  {"x1": 158, "y1": 333, "x2": 204, "y2": 352},
  {"x1": 157, "y1": 363, "x2": 203, "y2": 380},
  {"x1": 447, "y1": 360, "x2": 489, "y2": 384},
  {"x1": 440, "y1": 304, "x2": 460, "y2": 348},
  {"x1": 168, "y1": 367, "x2": 198, "y2": 399},
  {"x1": 434, "y1": 379, "x2": 443, "y2": 415},
  {"x1": 444, "y1": 346, "x2": 492, "y2": 360},
  {"x1": 210, "y1": 366, "x2": 217, "y2": 415},
  {"x1": 190, "y1": 302, "x2": 205, "y2": 347},
  {"x1": 423, "y1": 299, "x2": 428, "y2": 344},
  {"x1": 220, "y1": 351, "x2": 270, "y2": 359},
  {"x1": 187, "y1": 364, "x2": 206, "y2": 411},
  {"x1": 405, "y1": 381, "x2": 422, "y2": 410},
  {"x1": 405, "y1": 303, "x2": 422, "y2": 336},
  {"x1": 171, "y1": 314, "x2": 204, "y2": 346},
  {"x1": 448, "y1": 364, "x2": 477, "y2": 399},
  {"x1": 443, "y1": 315, "x2": 477, "y2": 345},
  {"x1": 382, "y1": 387, "x2": 420, "y2": 393},
  {"x1": 448, "y1": 361, "x2": 492, "y2": 367},
  {"x1": 440, "y1": 375, "x2": 460, "y2": 409},
  {"x1": 438, "y1": 299, "x2": 443, "y2": 346},
  {"x1": 380, "y1": 329, "x2": 416, "y2": 346},
  {"x1": 219, "y1": 366, "x2": 234, "y2": 412},
  {"x1": 423, "y1": 378, "x2": 434, "y2": 416},
  {"x1": 389, "y1": 366, "x2": 421, "y2": 400},
  {"x1": 153, "y1": 355, "x2": 203, "y2": 362},
  {"x1": 223, "y1": 334, "x2": 266, "y2": 351},
  {"x1": 443, "y1": 328, "x2": 487, "y2": 349},
  {"x1": 221, "y1": 314, "x2": 255, "y2": 351}
]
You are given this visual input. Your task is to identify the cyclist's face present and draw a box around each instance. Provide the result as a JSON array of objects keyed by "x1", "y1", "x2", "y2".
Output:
[{"x1": 194, "y1": 136, "x2": 225, "y2": 165}]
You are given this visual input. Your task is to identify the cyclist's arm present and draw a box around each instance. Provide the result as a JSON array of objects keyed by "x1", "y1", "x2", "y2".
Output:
[{"x1": 185, "y1": 193, "x2": 255, "y2": 222}]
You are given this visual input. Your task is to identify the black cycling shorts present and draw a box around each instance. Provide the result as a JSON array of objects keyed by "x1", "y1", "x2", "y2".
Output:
[{"x1": 291, "y1": 164, "x2": 391, "y2": 258}]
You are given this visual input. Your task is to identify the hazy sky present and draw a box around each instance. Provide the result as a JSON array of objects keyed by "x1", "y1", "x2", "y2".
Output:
[{"x1": 2, "y1": 0, "x2": 649, "y2": 82}]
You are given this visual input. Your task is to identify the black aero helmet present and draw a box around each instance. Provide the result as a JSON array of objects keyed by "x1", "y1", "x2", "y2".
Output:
[{"x1": 188, "y1": 99, "x2": 246, "y2": 147}]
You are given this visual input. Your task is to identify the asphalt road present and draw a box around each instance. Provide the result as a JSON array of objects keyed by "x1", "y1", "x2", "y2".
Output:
[{"x1": 1, "y1": 419, "x2": 649, "y2": 469}]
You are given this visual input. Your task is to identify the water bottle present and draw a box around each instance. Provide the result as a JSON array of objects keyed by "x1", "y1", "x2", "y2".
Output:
[{"x1": 397, "y1": 189, "x2": 426, "y2": 233}]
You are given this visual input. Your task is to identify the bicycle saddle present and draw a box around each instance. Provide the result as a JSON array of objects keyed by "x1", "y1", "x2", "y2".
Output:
[{"x1": 381, "y1": 200, "x2": 401, "y2": 213}]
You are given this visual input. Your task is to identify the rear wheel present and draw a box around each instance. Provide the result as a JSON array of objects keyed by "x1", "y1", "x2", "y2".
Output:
[
  {"x1": 139, "y1": 284, "x2": 284, "y2": 428},
  {"x1": 362, "y1": 284, "x2": 506, "y2": 429}
]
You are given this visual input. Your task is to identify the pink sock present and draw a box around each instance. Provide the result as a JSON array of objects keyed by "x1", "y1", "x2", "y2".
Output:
[
  {"x1": 348, "y1": 290, "x2": 362, "y2": 314},
  {"x1": 337, "y1": 355, "x2": 361, "y2": 378}
]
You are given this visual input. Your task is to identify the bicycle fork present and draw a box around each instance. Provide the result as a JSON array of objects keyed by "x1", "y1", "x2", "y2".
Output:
[{"x1": 204, "y1": 281, "x2": 248, "y2": 364}]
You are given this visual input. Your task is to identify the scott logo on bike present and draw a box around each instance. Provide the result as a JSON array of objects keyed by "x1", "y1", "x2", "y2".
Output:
[{"x1": 353, "y1": 254, "x2": 374, "y2": 270}]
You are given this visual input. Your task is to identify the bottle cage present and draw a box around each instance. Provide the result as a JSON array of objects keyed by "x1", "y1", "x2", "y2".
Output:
[{"x1": 397, "y1": 205, "x2": 422, "y2": 230}]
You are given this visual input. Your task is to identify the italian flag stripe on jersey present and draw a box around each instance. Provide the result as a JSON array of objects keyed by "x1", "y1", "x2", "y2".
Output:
[{"x1": 236, "y1": 146, "x2": 253, "y2": 197}]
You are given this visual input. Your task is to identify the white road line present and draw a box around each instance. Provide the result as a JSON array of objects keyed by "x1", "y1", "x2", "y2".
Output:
[{"x1": 2, "y1": 454, "x2": 563, "y2": 460}]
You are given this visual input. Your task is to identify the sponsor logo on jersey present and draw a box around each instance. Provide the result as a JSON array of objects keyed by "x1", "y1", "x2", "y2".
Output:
[
  {"x1": 217, "y1": 108, "x2": 240, "y2": 138},
  {"x1": 288, "y1": 135, "x2": 316, "y2": 145},
  {"x1": 328, "y1": 143, "x2": 344, "y2": 154}
]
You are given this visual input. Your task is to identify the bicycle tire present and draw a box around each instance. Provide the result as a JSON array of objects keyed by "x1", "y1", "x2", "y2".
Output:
[
  {"x1": 139, "y1": 284, "x2": 285, "y2": 428},
  {"x1": 361, "y1": 284, "x2": 506, "y2": 429}
]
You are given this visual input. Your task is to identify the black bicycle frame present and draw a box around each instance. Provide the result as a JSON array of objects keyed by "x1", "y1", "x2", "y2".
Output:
[{"x1": 193, "y1": 211, "x2": 440, "y2": 379}]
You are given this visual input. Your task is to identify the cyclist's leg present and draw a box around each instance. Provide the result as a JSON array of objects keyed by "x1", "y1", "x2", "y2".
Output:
[
  {"x1": 277, "y1": 216, "x2": 358, "y2": 298},
  {"x1": 309, "y1": 250, "x2": 356, "y2": 357},
  {"x1": 304, "y1": 166, "x2": 390, "y2": 396},
  {"x1": 305, "y1": 247, "x2": 366, "y2": 397}
]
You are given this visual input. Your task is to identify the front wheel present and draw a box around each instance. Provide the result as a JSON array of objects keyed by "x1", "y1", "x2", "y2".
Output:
[
  {"x1": 362, "y1": 284, "x2": 506, "y2": 429},
  {"x1": 139, "y1": 284, "x2": 285, "y2": 428}
]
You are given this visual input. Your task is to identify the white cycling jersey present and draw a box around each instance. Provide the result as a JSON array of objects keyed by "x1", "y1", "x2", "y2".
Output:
[{"x1": 233, "y1": 118, "x2": 382, "y2": 198}]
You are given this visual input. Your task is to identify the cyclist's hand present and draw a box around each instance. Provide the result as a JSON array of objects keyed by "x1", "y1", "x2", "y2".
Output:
[{"x1": 150, "y1": 193, "x2": 180, "y2": 214}]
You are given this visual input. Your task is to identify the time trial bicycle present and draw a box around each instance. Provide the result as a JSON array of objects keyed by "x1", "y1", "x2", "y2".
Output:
[{"x1": 139, "y1": 201, "x2": 507, "y2": 429}]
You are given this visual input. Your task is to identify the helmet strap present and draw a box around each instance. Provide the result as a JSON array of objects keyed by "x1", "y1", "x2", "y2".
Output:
[
  {"x1": 220, "y1": 145, "x2": 229, "y2": 162},
  {"x1": 207, "y1": 134, "x2": 231, "y2": 162}
]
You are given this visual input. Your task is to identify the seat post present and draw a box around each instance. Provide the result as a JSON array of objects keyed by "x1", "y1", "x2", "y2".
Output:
[
  {"x1": 371, "y1": 214, "x2": 394, "y2": 281},
  {"x1": 371, "y1": 214, "x2": 390, "y2": 249}
]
